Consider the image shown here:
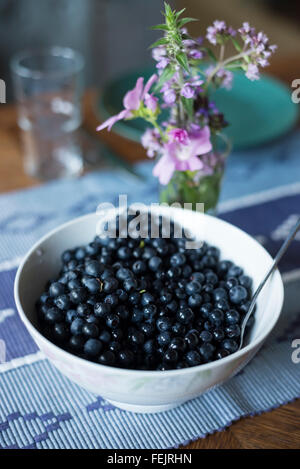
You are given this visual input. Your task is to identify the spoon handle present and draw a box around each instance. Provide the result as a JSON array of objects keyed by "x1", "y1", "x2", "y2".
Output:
[{"x1": 239, "y1": 217, "x2": 300, "y2": 350}]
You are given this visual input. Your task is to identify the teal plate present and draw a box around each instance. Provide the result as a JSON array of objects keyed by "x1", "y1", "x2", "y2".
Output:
[{"x1": 98, "y1": 68, "x2": 299, "y2": 149}]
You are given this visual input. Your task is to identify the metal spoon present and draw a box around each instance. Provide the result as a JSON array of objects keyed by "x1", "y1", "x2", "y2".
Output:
[{"x1": 239, "y1": 216, "x2": 300, "y2": 350}]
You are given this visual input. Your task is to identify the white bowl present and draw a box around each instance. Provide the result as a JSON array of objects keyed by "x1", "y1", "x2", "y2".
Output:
[{"x1": 14, "y1": 206, "x2": 284, "y2": 413}]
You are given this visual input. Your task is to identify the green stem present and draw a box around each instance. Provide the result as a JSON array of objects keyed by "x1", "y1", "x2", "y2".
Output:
[{"x1": 205, "y1": 49, "x2": 253, "y2": 89}]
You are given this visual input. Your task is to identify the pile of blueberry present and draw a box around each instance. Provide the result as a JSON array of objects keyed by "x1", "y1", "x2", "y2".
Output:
[{"x1": 36, "y1": 214, "x2": 254, "y2": 370}]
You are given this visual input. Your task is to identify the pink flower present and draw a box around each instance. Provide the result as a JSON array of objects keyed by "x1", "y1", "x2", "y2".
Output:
[
  {"x1": 144, "y1": 93, "x2": 158, "y2": 112},
  {"x1": 97, "y1": 74, "x2": 157, "y2": 132},
  {"x1": 153, "y1": 126, "x2": 212, "y2": 185},
  {"x1": 246, "y1": 63, "x2": 259, "y2": 81},
  {"x1": 168, "y1": 128, "x2": 189, "y2": 144},
  {"x1": 141, "y1": 128, "x2": 162, "y2": 158},
  {"x1": 181, "y1": 83, "x2": 196, "y2": 99}
]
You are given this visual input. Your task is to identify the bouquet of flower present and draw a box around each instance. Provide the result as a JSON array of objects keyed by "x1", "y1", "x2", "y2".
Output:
[{"x1": 97, "y1": 3, "x2": 276, "y2": 212}]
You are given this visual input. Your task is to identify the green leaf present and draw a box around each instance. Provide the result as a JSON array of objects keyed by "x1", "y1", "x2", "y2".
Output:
[
  {"x1": 149, "y1": 37, "x2": 168, "y2": 49},
  {"x1": 150, "y1": 24, "x2": 169, "y2": 32},
  {"x1": 154, "y1": 65, "x2": 175, "y2": 91},
  {"x1": 231, "y1": 37, "x2": 242, "y2": 52},
  {"x1": 175, "y1": 8, "x2": 186, "y2": 20},
  {"x1": 205, "y1": 47, "x2": 217, "y2": 62},
  {"x1": 182, "y1": 97, "x2": 194, "y2": 120},
  {"x1": 178, "y1": 17, "x2": 197, "y2": 28},
  {"x1": 176, "y1": 52, "x2": 189, "y2": 73}
]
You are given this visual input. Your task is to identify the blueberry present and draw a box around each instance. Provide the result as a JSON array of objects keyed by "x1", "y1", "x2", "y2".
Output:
[
  {"x1": 62, "y1": 250, "x2": 74, "y2": 264},
  {"x1": 70, "y1": 317, "x2": 85, "y2": 336},
  {"x1": 70, "y1": 288, "x2": 87, "y2": 304},
  {"x1": 229, "y1": 286, "x2": 248, "y2": 305},
  {"x1": 225, "y1": 309, "x2": 240, "y2": 325},
  {"x1": 156, "y1": 317, "x2": 172, "y2": 332},
  {"x1": 203, "y1": 320, "x2": 214, "y2": 331},
  {"x1": 185, "y1": 330, "x2": 199, "y2": 349},
  {"x1": 144, "y1": 339, "x2": 155, "y2": 354},
  {"x1": 205, "y1": 272, "x2": 218, "y2": 285},
  {"x1": 103, "y1": 277, "x2": 119, "y2": 293},
  {"x1": 225, "y1": 324, "x2": 241, "y2": 339},
  {"x1": 77, "y1": 304, "x2": 92, "y2": 318},
  {"x1": 54, "y1": 294, "x2": 71, "y2": 311},
  {"x1": 117, "y1": 246, "x2": 131, "y2": 260},
  {"x1": 109, "y1": 341, "x2": 122, "y2": 353},
  {"x1": 209, "y1": 308, "x2": 224, "y2": 326},
  {"x1": 104, "y1": 294, "x2": 119, "y2": 307},
  {"x1": 177, "y1": 307, "x2": 194, "y2": 325},
  {"x1": 228, "y1": 265, "x2": 243, "y2": 278},
  {"x1": 116, "y1": 289, "x2": 128, "y2": 302},
  {"x1": 68, "y1": 279, "x2": 82, "y2": 291},
  {"x1": 94, "y1": 303, "x2": 110, "y2": 318},
  {"x1": 111, "y1": 328, "x2": 123, "y2": 341},
  {"x1": 160, "y1": 291, "x2": 173, "y2": 304},
  {"x1": 221, "y1": 339, "x2": 238, "y2": 354},
  {"x1": 128, "y1": 292, "x2": 140, "y2": 305},
  {"x1": 200, "y1": 303, "x2": 213, "y2": 319},
  {"x1": 82, "y1": 277, "x2": 101, "y2": 294},
  {"x1": 116, "y1": 268, "x2": 133, "y2": 281},
  {"x1": 69, "y1": 335, "x2": 85, "y2": 351},
  {"x1": 66, "y1": 309, "x2": 77, "y2": 324},
  {"x1": 172, "y1": 322, "x2": 186, "y2": 336},
  {"x1": 106, "y1": 314, "x2": 120, "y2": 329},
  {"x1": 225, "y1": 277, "x2": 238, "y2": 290},
  {"x1": 143, "y1": 304, "x2": 157, "y2": 320},
  {"x1": 141, "y1": 322, "x2": 155, "y2": 337},
  {"x1": 213, "y1": 288, "x2": 228, "y2": 302},
  {"x1": 131, "y1": 308, "x2": 143, "y2": 323},
  {"x1": 129, "y1": 330, "x2": 145, "y2": 345},
  {"x1": 167, "y1": 267, "x2": 181, "y2": 279},
  {"x1": 166, "y1": 300, "x2": 177, "y2": 313},
  {"x1": 49, "y1": 282, "x2": 65, "y2": 298},
  {"x1": 82, "y1": 323, "x2": 99, "y2": 338},
  {"x1": 239, "y1": 275, "x2": 252, "y2": 289},
  {"x1": 169, "y1": 337, "x2": 186, "y2": 352},
  {"x1": 84, "y1": 339, "x2": 103, "y2": 357},
  {"x1": 118, "y1": 350, "x2": 134, "y2": 367},
  {"x1": 199, "y1": 343, "x2": 215, "y2": 362},
  {"x1": 199, "y1": 330, "x2": 213, "y2": 343},
  {"x1": 148, "y1": 256, "x2": 162, "y2": 271},
  {"x1": 99, "y1": 351, "x2": 115, "y2": 366},
  {"x1": 45, "y1": 307, "x2": 64, "y2": 324},
  {"x1": 186, "y1": 281, "x2": 201, "y2": 295},
  {"x1": 53, "y1": 323, "x2": 69, "y2": 341},
  {"x1": 214, "y1": 299, "x2": 230, "y2": 311},
  {"x1": 216, "y1": 349, "x2": 230, "y2": 360},
  {"x1": 141, "y1": 292, "x2": 154, "y2": 306},
  {"x1": 157, "y1": 331, "x2": 171, "y2": 348},
  {"x1": 191, "y1": 272, "x2": 205, "y2": 283},
  {"x1": 163, "y1": 349, "x2": 178, "y2": 363},
  {"x1": 170, "y1": 253, "x2": 186, "y2": 267},
  {"x1": 75, "y1": 247, "x2": 86, "y2": 261},
  {"x1": 123, "y1": 277, "x2": 138, "y2": 292},
  {"x1": 132, "y1": 260, "x2": 146, "y2": 275},
  {"x1": 213, "y1": 328, "x2": 225, "y2": 342},
  {"x1": 188, "y1": 293, "x2": 202, "y2": 308},
  {"x1": 99, "y1": 330, "x2": 111, "y2": 344},
  {"x1": 85, "y1": 260, "x2": 103, "y2": 277},
  {"x1": 185, "y1": 350, "x2": 201, "y2": 366}
]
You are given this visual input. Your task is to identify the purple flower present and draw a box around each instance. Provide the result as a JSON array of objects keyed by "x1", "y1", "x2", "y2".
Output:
[
  {"x1": 181, "y1": 83, "x2": 196, "y2": 99},
  {"x1": 141, "y1": 128, "x2": 161, "y2": 158},
  {"x1": 246, "y1": 63, "x2": 260, "y2": 81},
  {"x1": 163, "y1": 87, "x2": 177, "y2": 104},
  {"x1": 97, "y1": 74, "x2": 157, "y2": 132},
  {"x1": 144, "y1": 93, "x2": 158, "y2": 112},
  {"x1": 189, "y1": 49, "x2": 203, "y2": 59},
  {"x1": 152, "y1": 46, "x2": 167, "y2": 62},
  {"x1": 153, "y1": 126, "x2": 212, "y2": 185},
  {"x1": 156, "y1": 57, "x2": 169, "y2": 69},
  {"x1": 206, "y1": 20, "x2": 236, "y2": 45}
]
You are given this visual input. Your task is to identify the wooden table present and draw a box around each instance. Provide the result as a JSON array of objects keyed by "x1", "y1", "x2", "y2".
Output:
[{"x1": 1, "y1": 65, "x2": 300, "y2": 449}]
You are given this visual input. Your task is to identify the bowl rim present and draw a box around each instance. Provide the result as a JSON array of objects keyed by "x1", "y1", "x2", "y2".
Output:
[{"x1": 14, "y1": 209, "x2": 284, "y2": 378}]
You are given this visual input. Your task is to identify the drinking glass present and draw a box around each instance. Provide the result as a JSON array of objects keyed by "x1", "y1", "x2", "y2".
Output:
[{"x1": 11, "y1": 47, "x2": 84, "y2": 180}]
